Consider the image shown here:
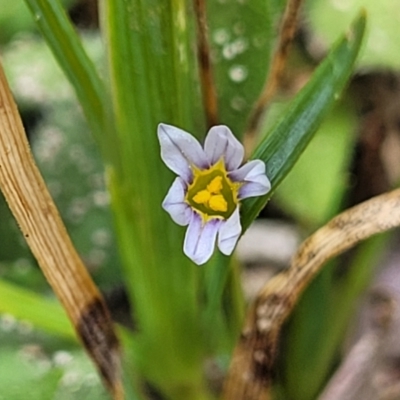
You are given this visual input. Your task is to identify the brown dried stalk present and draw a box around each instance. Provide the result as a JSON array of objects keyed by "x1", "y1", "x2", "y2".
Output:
[
  {"x1": 223, "y1": 188, "x2": 400, "y2": 400},
  {"x1": 244, "y1": 0, "x2": 303, "y2": 155},
  {"x1": 194, "y1": 0, "x2": 218, "y2": 128},
  {"x1": 0, "y1": 61, "x2": 123, "y2": 399}
]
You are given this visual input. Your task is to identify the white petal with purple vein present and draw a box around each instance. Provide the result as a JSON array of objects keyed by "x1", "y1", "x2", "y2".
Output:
[
  {"x1": 204, "y1": 125, "x2": 244, "y2": 170},
  {"x1": 239, "y1": 178, "x2": 271, "y2": 199},
  {"x1": 184, "y1": 213, "x2": 222, "y2": 265},
  {"x1": 162, "y1": 177, "x2": 192, "y2": 226},
  {"x1": 228, "y1": 159, "x2": 265, "y2": 181},
  {"x1": 229, "y1": 160, "x2": 271, "y2": 199},
  {"x1": 218, "y1": 207, "x2": 241, "y2": 255},
  {"x1": 158, "y1": 124, "x2": 208, "y2": 182}
]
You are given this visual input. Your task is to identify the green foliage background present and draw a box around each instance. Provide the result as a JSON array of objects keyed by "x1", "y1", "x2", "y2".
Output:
[{"x1": 0, "y1": 0, "x2": 394, "y2": 399}]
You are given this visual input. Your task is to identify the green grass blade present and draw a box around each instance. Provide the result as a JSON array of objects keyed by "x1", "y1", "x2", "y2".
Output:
[
  {"x1": 0, "y1": 278, "x2": 75, "y2": 340},
  {"x1": 241, "y1": 12, "x2": 366, "y2": 231},
  {"x1": 22, "y1": 0, "x2": 108, "y2": 144},
  {"x1": 0, "y1": 279, "x2": 145, "y2": 399}
]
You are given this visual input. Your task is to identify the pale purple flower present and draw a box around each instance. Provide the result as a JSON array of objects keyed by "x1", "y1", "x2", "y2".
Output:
[{"x1": 158, "y1": 123, "x2": 271, "y2": 265}]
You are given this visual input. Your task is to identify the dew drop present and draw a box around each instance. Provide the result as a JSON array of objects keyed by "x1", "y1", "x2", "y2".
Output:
[
  {"x1": 213, "y1": 28, "x2": 230, "y2": 45},
  {"x1": 0, "y1": 314, "x2": 16, "y2": 332},
  {"x1": 232, "y1": 37, "x2": 248, "y2": 55},
  {"x1": 93, "y1": 190, "x2": 110, "y2": 207},
  {"x1": 53, "y1": 351, "x2": 73, "y2": 366},
  {"x1": 67, "y1": 197, "x2": 90, "y2": 224},
  {"x1": 91, "y1": 228, "x2": 111, "y2": 247},
  {"x1": 229, "y1": 65, "x2": 248, "y2": 82},
  {"x1": 222, "y1": 44, "x2": 236, "y2": 60}
]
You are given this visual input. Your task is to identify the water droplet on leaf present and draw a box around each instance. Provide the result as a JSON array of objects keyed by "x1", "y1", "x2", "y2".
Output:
[{"x1": 229, "y1": 65, "x2": 248, "y2": 82}]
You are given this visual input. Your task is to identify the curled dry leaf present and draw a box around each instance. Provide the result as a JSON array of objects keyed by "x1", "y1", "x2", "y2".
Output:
[
  {"x1": 223, "y1": 188, "x2": 400, "y2": 400},
  {"x1": 0, "y1": 61, "x2": 123, "y2": 399}
]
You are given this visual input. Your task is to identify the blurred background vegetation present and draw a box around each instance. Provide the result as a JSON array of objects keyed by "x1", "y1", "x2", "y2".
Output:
[{"x1": 0, "y1": 0, "x2": 399, "y2": 399}]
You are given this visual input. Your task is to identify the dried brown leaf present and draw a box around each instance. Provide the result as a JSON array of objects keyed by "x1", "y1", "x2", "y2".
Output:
[
  {"x1": 0, "y1": 61, "x2": 123, "y2": 399},
  {"x1": 223, "y1": 188, "x2": 400, "y2": 400}
]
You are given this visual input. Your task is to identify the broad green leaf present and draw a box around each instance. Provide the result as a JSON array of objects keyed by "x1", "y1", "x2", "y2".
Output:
[
  {"x1": 101, "y1": 1, "x2": 211, "y2": 398},
  {"x1": 207, "y1": 0, "x2": 281, "y2": 136},
  {"x1": 241, "y1": 12, "x2": 366, "y2": 231}
]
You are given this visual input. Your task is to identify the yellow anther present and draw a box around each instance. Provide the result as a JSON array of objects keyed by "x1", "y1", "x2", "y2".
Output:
[
  {"x1": 209, "y1": 194, "x2": 228, "y2": 212},
  {"x1": 193, "y1": 190, "x2": 211, "y2": 205},
  {"x1": 207, "y1": 176, "x2": 223, "y2": 194},
  {"x1": 184, "y1": 156, "x2": 243, "y2": 223}
]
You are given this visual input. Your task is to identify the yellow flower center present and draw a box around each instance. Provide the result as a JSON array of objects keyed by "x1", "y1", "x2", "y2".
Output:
[
  {"x1": 192, "y1": 176, "x2": 228, "y2": 212},
  {"x1": 186, "y1": 159, "x2": 241, "y2": 221}
]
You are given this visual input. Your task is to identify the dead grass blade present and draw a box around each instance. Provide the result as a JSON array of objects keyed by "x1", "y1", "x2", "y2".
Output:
[
  {"x1": 194, "y1": 0, "x2": 218, "y2": 128},
  {"x1": 223, "y1": 188, "x2": 400, "y2": 400},
  {"x1": 244, "y1": 0, "x2": 303, "y2": 155},
  {"x1": 0, "y1": 61, "x2": 123, "y2": 399}
]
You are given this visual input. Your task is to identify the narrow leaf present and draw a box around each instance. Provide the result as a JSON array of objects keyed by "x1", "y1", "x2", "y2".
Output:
[
  {"x1": 0, "y1": 278, "x2": 75, "y2": 340},
  {"x1": 241, "y1": 12, "x2": 366, "y2": 231},
  {"x1": 22, "y1": 0, "x2": 108, "y2": 145}
]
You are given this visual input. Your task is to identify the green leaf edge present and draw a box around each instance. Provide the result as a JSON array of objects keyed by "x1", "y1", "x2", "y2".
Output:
[
  {"x1": 241, "y1": 11, "x2": 366, "y2": 231},
  {"x1": 0, "y1": 278, "x2": 75, "y2": 340}
]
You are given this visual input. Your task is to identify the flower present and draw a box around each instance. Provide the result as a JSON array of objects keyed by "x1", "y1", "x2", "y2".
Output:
[{"x1": 158, "y1": 123, "x2": 271, "y2": 265}]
